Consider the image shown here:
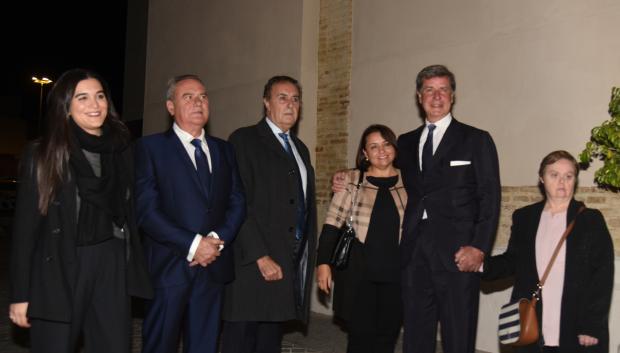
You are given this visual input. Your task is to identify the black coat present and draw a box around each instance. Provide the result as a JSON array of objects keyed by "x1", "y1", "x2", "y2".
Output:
[
  {"x1": 10, "y1": 143, "x2": 153, "y2": 322},
  {"x1": 483, "y1": 199, "x2": 614, "y2": 353},
  {"x1": 223, "y1": 119, "x2": 317, "y2": 323}
]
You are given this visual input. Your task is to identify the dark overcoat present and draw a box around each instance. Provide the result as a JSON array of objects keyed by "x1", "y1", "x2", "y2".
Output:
[
  {"x1": 10, "y1": 143, "x2": 153, "y2": 323},
  {"x1": 223, "y1": 119, "x2": 317, "y2": 323}
]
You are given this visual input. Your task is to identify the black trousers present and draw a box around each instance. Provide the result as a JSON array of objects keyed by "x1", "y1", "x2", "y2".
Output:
[
  {"x1": 221, "y1": 321, "x2": 283, "y2": 353},
  {"x1": 30, "y1": 238, "x2": 130, "y2": 353},
  {"x1": 402, "y1": 222, "x2": 480, "y2": 353},
  {"x1": 346, "y1": 280, "x2": 402, "y2": 353}
]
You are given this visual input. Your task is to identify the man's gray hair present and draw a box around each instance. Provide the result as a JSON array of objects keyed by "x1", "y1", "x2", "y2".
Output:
[{"x1": 166, "y1": 74, "x2": 204, "y2": 100}]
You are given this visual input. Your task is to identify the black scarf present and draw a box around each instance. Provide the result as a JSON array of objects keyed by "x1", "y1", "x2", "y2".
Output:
[{"x1": 69, "y1": 119, "x2": 129, "y2": 245}]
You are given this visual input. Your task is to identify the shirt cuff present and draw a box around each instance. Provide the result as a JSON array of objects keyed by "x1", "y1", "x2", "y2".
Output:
[
  {"x1": 187, "y1": 234, "x2": 203, "y2": 262},
  {"x1": 208, "y1": 231, "x2": 224, "y2": 251}
]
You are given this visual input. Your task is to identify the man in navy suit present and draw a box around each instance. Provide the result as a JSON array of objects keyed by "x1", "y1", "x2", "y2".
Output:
[
  {"x1": 398, "y1": 65, "x2": 501, "y2": 353},
  {"x1": 135, "y1": 74, "x2": 246, "y2": 353}
]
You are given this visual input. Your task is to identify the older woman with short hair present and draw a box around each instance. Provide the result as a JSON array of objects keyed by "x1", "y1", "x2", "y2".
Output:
[{"x1": 481, "y1": 150, "x2": 614, "y2": 353}]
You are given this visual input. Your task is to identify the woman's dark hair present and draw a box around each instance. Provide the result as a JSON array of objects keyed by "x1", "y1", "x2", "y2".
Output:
[
  {"x1": 35, "y1": 68, "x2": 128, "y2": 214},
  {"x1": 355, "y1": 124, "x2": 398, "y2": 171},
  {"x1": 537, "y1": 150, "x2": 580, "y2": 196}
]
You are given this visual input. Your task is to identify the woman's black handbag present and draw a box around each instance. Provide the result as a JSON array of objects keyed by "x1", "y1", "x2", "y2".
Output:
[
  {"x1": 329, "y1": 221, "x2": 356, "y2": 270},
  {"x1": 329, "y1": 170, "x2": 364, "y2": 270}
]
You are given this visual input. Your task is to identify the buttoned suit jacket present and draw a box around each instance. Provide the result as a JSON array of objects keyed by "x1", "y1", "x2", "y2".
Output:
[
  {"x1": 397, "y1": 118, "x2": 501, "y2": 270},
  {"x1": 134, "y1": 129, "x2": 246, "y2": 287}
]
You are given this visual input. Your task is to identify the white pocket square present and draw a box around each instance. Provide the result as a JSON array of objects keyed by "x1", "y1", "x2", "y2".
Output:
[{"x1": 450, "y1": 160, "x2": 471, "y2": 166}]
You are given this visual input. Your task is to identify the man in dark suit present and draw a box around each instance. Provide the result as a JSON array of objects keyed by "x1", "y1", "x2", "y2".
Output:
[
  {"x1": 134, "y1": 74, "x2": 246, "y2": 353},
  {"x1": 397, "y1": 65, "x2": 501, "y2": 353},
  {"x1": 221, "y1": 76, "x2": 317, "y2": 353}
]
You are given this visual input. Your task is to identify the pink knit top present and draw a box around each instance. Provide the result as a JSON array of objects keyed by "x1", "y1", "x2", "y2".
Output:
[{"x1": 535, "y1": 209, "x2": 567, "y2": 347}]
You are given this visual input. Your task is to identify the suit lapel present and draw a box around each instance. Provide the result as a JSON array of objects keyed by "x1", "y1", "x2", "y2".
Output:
[
  {"x1": 409, "y1": 127, "x2": 424, "y2": 184},
  {"x1": 290, "y1": 134, "x2": 309, "y2": 170},
  {"x1": 205, "y1": 136, "x2": 220, "y2": 203},
  {"x1": 257, "y1": 119, "x2": 296, "y2": 165},
  {"x1": 431, "y1": 118, "x2": 461, "y2": 166}
]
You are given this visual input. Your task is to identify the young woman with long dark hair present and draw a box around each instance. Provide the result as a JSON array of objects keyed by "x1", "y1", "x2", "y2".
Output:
[{"x1": 8, "y1": 68, "x2": 152, "y2": 353}]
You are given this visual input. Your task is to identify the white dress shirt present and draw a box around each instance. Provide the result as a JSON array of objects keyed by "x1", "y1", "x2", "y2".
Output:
[
  {"x1": 265, "y1": 117, "x2": 308, "y2": 197},
  {"x1": 419, "y1": 113, "x2": 452, "y2": 219},
  {"x1": 418, "y1": 113, "x2": 453, "y2": 169},
  {"x1": 172, "y1": 123, "x2": 221, "y2": 262}
]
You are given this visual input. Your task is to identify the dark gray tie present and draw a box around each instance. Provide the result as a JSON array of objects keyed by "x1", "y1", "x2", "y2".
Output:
[{"x1": 422, "y1": 124, "x2": 436, "y2": 174}]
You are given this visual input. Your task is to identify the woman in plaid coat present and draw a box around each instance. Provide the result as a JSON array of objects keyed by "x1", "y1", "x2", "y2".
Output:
[{"x1": 317, "y1": 124, "x2": 407, "y2": 353}]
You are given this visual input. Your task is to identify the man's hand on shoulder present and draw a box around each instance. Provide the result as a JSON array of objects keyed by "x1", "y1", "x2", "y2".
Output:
[{"x1": 331, "y1": 170, "x2": 347, "y2": 193}]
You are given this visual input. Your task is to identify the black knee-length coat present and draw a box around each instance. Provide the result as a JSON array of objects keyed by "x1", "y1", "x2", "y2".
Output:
[{"x1": 223, "y1": 119, "x2": 317, "y2": 324}]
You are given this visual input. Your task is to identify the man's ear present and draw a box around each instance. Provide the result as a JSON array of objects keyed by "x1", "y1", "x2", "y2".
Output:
[
  {"x1": 166, "y1": 100, "x2": 175, "y2": 116},
  {"x1": 263, "y1": 98, "x2": 270, "y2": 116}
]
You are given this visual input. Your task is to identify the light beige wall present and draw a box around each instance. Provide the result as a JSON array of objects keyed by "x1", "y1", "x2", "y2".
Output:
[
  {"x1": 348, "y1": 2, "x2": 620, "y2": 352},
  {"x1": 349, "y1": 0, "x2": 620, "y2": 186},
  {"x1": 143, "y1": 0, "x2": 319, "y2": 160}
]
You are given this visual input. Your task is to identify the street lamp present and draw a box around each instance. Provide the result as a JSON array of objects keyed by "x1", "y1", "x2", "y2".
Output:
[{"x1": 32, "y1": 76, "x2": 53, "y2": 133}]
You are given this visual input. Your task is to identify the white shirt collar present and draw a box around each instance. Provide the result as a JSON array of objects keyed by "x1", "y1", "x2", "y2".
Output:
[
  {"x1": 173, "y1": 122, "x2": 205, "y2": 144},
  {"x1": 426, "y1": 113, "x2": 452, "y2": 130},
  {"x1": 265, "y1": 117, "x2": 289, "y2": 136}
]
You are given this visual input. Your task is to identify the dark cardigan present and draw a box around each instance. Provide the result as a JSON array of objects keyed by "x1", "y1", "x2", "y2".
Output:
[{"x1": 483, "y1": 199, "x2": 614, "y2": 352}]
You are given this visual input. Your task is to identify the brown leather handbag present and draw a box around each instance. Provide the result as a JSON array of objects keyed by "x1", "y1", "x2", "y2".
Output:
[{"x1": 498, "y1": 205, "x2": 585, "y2": 346}]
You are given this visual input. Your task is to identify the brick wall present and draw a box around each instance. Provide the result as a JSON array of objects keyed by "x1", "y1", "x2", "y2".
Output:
[
  {"x1": 315, "y1": 0, "x2": 352, "y2": 223},
  {"x1": 498, "y1": 186, "x2": 620, "y2": 255}
]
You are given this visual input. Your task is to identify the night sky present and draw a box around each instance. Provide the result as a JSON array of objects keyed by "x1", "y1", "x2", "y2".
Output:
[{"x1": 3, "y1": 1, "x2": 128, "y2": 129}]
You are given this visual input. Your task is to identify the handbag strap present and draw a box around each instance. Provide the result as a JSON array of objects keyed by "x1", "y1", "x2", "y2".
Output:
[
  {"x1": 345, "y1": 170, "x2": 364, "y2": 224},
  {"x1": 533, "y1": 204, "x2": 585, "y2": 298}
]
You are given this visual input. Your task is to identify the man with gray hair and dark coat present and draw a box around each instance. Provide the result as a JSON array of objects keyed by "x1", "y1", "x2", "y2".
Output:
[{"x1": 221, "y1": 75, "x2": 317, "y2": 353}]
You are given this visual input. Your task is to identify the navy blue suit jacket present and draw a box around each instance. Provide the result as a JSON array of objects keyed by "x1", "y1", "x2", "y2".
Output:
[
  {"x1": 134, "y1": 129, "x2": 246, "y2": 287},
  {"x1": 397, "y1": 118, "x2": 501, "y2": 271}
]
